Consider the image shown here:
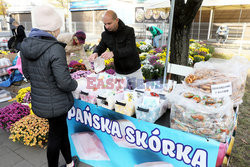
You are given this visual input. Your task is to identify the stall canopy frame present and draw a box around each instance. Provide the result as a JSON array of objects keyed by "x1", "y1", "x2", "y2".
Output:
[{"x1": 163, "y1": 0, "x2": 175, "y2": 85}]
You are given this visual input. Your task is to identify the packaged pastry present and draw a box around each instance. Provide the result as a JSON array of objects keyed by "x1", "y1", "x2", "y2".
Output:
[
  {"x1": 168, "y1": 85, "x2": 235, "y2": 142},
  {"x1": 184, "y1": 56, "x2": 249, "y2": 105}
]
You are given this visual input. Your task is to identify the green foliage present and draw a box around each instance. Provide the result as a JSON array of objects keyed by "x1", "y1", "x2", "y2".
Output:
[
  {"x1": 204, "y1": 53, "x2": 211, "y2": 61},
  {"x1": 193, "y1": 55, "x2": 204, "y2": 63},
  {"x1": 206, "y1": 45, "x2": 215, "y2": 54}
]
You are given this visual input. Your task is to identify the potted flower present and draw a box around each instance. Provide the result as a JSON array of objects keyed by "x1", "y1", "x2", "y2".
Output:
[
  {"x1": 9, "y1": 114, "x2": 49, "y2": 148},
  {"x1": 0, "y1": 102, "x2": 30, "y2": 131}
]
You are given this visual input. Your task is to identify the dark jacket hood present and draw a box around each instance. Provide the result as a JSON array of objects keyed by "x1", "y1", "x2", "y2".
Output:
[
  {"x1": 20, "y1": 28, "x2": 65, "y2": 60},
  {"x1": 104, "y1": 19, "x2": 126, "y2": 34}
]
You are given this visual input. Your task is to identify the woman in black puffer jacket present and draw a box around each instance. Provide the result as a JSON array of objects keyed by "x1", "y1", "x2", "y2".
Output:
[{"x1": 20, "y1": 5, "x2": 79, "y2": 167}]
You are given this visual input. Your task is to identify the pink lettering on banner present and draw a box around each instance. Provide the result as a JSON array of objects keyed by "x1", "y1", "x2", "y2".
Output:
[{"x1": 86, "y1": 77, "x2": 96, "y2": 89}]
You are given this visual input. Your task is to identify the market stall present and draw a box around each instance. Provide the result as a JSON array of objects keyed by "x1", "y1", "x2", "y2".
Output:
[
  {"x1": 65, "y1": 52, "x2": 248, "y2": 167},
  {"x1": 65, "y1": 0, "x2": 249, "y2": 166},
  {"x1": 0, "y1": 1, "x2": 248, "y2": 167}
]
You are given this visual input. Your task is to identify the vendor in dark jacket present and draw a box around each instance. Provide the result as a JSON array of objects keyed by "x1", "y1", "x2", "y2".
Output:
[
  {"x1": 89, "y1": 10, "x2": 143, "y2": 88},
  {"x1": 20, "y1": 5, "x2": 79, "y2": 167}
]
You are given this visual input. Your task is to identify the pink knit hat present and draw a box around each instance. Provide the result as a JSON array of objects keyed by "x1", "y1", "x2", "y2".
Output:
[{"x1": 32, "y1": 5, "x2": 62, "y2": 31}]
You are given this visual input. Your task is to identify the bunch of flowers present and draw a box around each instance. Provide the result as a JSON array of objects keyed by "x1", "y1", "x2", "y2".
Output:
[
  {"x1": 0, "y1": 102, "x2": 30, "y2": 131},
  {"x1": 189, "y1": 39, "x2": 212, "y2": 65},
  {"x1": 105, "y1": 69, "x2": 115, "y2": 75},
  {"x1": 78, "y1": 59, "x2": 83, "y2": 64},
  {"x1": 188, "y1": 55, "x2": 194, "y2": 66},
  {"x1": 141, "y1": 55, "x2": 165, "y2": 80},
  {"x1": 16, "y1": 87, "x2": 31, "y2": 103},
  {"x1": 154, "y1": 47, "x2": 163, "y2": 53},
  {"x1": 23, "y1": 91, "x2": 31, "y2": 104},
  {"x1": 193, "y1": 55, "x2": 205, "y2": 62},
  {"x1": 105, "y1": 58, "x2": 115, "y2": 70},
  {"x1": 139, "y1": 46, "x2": 168, "y2": 80},
  {"x1": 157, "y1": 52, "x2": 167, "y2": 63},
  {"x1": 136, "y1": 41, "x2": 153, "y2": 53},
  {"x1": 70, "y1": 63, "x2": 87, "y2": 73},
  {"x1": 148, "y1": 49, "x2": 156, "y2": 55},
  {"x1": 148, "y1": 55, "x2": 160, "y2": 64},
  {"x1": 139, "y1": 53, "x2": 148, "y2": 61},
  {"x1": 0, "y1": 50, "x2": 10, "y2": 55},
  {"x1": 68, "y1": 60, "x2": 80, "y2": 68},
  {"x1": 9, "y1": 114, "x2": 49, "y2": 148},
  {"x1": 70, "y1": 70, "x2": 91, "y2": 79}
]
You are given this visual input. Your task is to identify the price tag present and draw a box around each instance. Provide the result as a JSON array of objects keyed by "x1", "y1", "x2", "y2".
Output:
[{"x1": 211, "y1": 82, "x2": 232, "y2": 97}]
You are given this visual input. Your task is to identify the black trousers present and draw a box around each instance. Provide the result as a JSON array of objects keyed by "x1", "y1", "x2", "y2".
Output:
[
  {"x1": 47, "y1": 113, "x2": 72, "y2": 167},
  {"x1": 11, "y1": 29, "x2": 16, "y2": 36}
]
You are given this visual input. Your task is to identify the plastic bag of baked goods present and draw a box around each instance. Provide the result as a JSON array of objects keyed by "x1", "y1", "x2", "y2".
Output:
[
  {"x1": 168, "y1": 85, "x2": 235, "y2": 142},
  {"x1": 184, "y1": 56, "x2": 249, "y2": 105}
]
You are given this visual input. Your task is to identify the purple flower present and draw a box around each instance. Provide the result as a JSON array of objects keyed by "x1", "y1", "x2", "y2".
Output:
[
  {"x1": 155, "y1": 48, "x2": 163, "y2": 53},
  {"x1": 70, "y1": 70, "x2": 91, "y2": 79},
  {"x1": 105, "y1": 69, "x2": 115, "y2": 75},
  {"x1": 0, "y1": 102, "x2": 30, "y2": 131},
  {"x1": 149, "y1": 56, "x2": 160, "y2": 64},
  {"x1": 68, "y1": 61, "x2": 80, "y2": 68},
  {"x1": 23, "y1": 92, "x2": 31, "y2": 103}
]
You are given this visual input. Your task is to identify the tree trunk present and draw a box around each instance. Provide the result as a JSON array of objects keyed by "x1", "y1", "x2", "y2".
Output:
[{"x1": 170, "y1": 0, "x2": 203, "y2": 83}]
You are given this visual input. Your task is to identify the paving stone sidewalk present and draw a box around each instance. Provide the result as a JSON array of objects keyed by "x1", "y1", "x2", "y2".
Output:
[{"x1": 0, "y1": 83, "x2": 92, "y2": 167}]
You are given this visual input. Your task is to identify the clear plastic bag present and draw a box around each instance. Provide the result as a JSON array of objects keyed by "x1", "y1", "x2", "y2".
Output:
[
  {"x1": 135, "y1": 95, "x2": 167, "y2": 123},
  {"x1": 184, "y1": 56, "x2": 250, "y2": 105},
  {"x1": 0, "y1": 58, "x2": 12, "y2": 68},
  {"x1": 71, "y1": 132, "x2": 110, "y2": 160},
  {"x1": 96, "y1": 89, "x2": 116, "y2": 110},
  {"x1": 114, "y1": 90, "x2": 135, "y2": 116},
  {"x1": 168, "y1": 85, "x2": 235, "y2": 142}
]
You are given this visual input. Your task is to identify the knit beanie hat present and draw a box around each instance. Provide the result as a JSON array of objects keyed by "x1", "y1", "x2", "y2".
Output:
[
  {"x1": 32, "y1": 5, "x2": 62, "y2": 32},
  {"x1": 74, "y1": 31, "x2": 86, "y2": 44}
]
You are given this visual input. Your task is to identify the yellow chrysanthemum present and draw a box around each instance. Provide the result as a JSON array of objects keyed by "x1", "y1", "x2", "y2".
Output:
[
  {"x1": 78, "y1": 59, "x2": 83, "y2": 63},
  {"x1": 104, "y1": 58, "x2": 114, "y2": 65},
  {"x1": 189, "y1": 55, "x2": 194, "y2": 60},
  {"x1": 9, "y1": 114, "x2": 49, "y2": 148},
  {"x1": 16, "y1": 87, "x2": 31, "y2": 103}
]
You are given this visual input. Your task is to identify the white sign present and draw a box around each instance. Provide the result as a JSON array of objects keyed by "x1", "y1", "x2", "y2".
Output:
[{"x1": 211, "y1": 82, "x2": 232, "y2": 97}]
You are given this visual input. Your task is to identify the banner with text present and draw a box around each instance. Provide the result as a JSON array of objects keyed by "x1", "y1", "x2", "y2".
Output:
[{"x1": 67, "y1": 99, "x2": 220, "y2": 167}]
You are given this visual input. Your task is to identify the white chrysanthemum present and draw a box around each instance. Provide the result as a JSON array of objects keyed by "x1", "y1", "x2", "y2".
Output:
[
  {"x1": 156, "y1": 59, "x2": 165, "y2": 65},
  {"x1": 142, "y1": 64, "x2": 154, "y2": 70},
  {"x1": 141, "y1": 59, "x2": 150, "y2": 65},
  {"x1": 188, "y1": 57, "x2": 193, "y2": 65}
]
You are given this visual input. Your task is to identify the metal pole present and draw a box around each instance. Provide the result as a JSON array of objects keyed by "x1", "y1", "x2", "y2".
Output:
[
  {"x1": 238, "y1": 23, "x2": 246, "y2": 55},
  {"x1": 163, "y1": 0, "x2": 175, "y2": 85},
  {"x1": 161, "y1": 21, "x2": 164, "y2": 46},
  {"x1": 198, "y1": 7, "x2": 202, "y2": 41},
  {"x1": 207, "y1": 9, "x2": 213, "y2": 40},
  {"x1": 236, "y1": 9, "x2": 242, "y2": 38}
]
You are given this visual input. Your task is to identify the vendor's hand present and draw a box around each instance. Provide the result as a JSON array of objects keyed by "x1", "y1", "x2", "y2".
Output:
[
  {"x1": 100, "y1": 51, "x2": 114, "y2": 60},
  {"x1": 88, "y1": 53, "x2": 98, "y2": 62}
]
